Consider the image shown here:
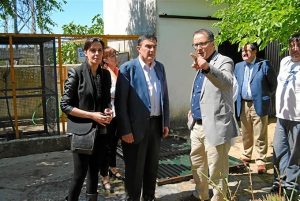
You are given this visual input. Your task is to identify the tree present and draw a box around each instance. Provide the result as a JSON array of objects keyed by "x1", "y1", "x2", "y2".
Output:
[
  {"x1": 212, "y1": 0, "x2": 300, "y2": 50},
  {"x1": 60, "y1": 14, "x2": 104, "y2": 64},
  {"x1": 0, "y1": 0, "x2": 14, "y2": 18},
  {"x1": 61, "y1": 14, "x2": 104, "y2": 35},
  {"x1": 0, "y1": 0, "x2": 66, "y2": 33}
]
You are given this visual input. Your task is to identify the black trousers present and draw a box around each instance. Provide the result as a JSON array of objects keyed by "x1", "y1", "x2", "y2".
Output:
[
  {"x1": 100, "y1": 117, "x2": 119, "y2": 177},
  {"x1": 122, "y1": 117, "x2": 162, "y2": 201},
  {"x1": 67, "y1": 134, "x2": 108, "y2": 201}
]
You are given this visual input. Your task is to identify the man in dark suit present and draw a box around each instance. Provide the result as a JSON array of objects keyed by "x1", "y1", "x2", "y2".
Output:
[
  {"x1": 234, "y1": 43, "x2": 277, "y2": 174},
  {"x1": 115, "y1": 34, "x2": 170, "y2": 201}
]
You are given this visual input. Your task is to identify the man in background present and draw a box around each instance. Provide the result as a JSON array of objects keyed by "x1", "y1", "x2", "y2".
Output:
[
  {"x1": 234, "y1": 43, "x2": 277, "y2": 174},
  {"x1": 272, "y1": 32, "x2": 300, "y2": 201}
]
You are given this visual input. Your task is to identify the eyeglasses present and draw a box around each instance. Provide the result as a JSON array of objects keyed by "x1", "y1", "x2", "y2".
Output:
[
  {"x1": 110, "y1": 51, "x2": 119, "y2": 57},
  {"x1": 192, "y1": 41, "x2": 211, "y2": 49},
  {"x1": 88, "y1": 37, "x2": 102, "y2": 43}
]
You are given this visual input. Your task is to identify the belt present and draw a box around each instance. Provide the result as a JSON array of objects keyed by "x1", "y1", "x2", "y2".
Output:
[
  {"x1": 150, "y1": 115, "x2": 162, "y2": 119},
  {"x1": 195, "y1": 119, "x2": 202, "y2": 124},
  {"x1": 243, "y1": 99, "x2": 253, "y2": 103}
]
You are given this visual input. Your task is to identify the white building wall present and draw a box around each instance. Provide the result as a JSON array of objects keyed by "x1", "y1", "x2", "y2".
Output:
[
  {"x1": 104, "y1": 0, "x2": 156, "y2": 35},
  {"x1": 103, "y1": 0, "x2": 220, "y2": 126},
  {"x1": 158, "y1": 0, "x2": 218, "y2": 16},
  {"x1": 103, "y1": 0, "x2": 129, "y2": 35},
  {"x1": 103, "y1": 0, "x2": 157, "y2": 58}
]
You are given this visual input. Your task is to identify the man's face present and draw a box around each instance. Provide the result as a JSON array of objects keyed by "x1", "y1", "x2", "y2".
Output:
[
  {"x1": 289, "y1": 40, "x2": 300, "y2": 62},
  {"x1": 137, "y1": 39, "x2": 157, "y2": 66},
  {"x1": 193, "y1": 33, "x2": 215, "y2": 60},
  {"x1": 241, "y1": 44, "x2": 256, "y2": 63}
]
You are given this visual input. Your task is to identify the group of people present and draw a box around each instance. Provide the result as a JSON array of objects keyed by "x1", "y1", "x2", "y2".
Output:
[
  {"x1": 60, "y1": 29, "x2": 300, "y2": 201},
  {"x1": 188, "y1": 29, "x2": 300, "y2": 201},
  {"x1": 61, "y1": 34, "x2": 169, "y2": 201}
]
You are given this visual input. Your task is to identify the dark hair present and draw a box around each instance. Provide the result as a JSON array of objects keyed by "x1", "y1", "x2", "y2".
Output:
[
  {"x1": 242, "y1": 43, "x2": 258, "y2": 51},
  {"x1": 193, "y1": 28, "x2": 214, "y2": 41},
  {"x1": 137, "y1": 34, "x2": 157, "y2": 46},
  {"x1": 83, "y1": 37, "x2": 105, "y2": 51},
  {"x1": 289, "y1": 32, "x2": 300, "y2": 43}
]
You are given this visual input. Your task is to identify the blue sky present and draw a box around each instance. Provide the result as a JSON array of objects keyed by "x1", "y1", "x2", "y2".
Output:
[{"x1": 51, "y1": 0, "x2": 103, "y2": 34}]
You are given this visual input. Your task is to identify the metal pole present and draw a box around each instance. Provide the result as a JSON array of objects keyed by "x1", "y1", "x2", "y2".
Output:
[
  {"x1": 9, "y1": 35, "x2": 20, "y2": 139},
  {"x1": 58, "y1": 36, "x2": 66, "y2": 134}
]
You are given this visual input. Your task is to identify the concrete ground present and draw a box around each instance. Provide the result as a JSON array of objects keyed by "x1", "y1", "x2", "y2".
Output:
[{"x1": 0, "y1": 119, "x2": 277, "y2": 201}]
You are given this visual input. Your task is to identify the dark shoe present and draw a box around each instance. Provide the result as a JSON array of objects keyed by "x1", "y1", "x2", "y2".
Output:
[
  {"x1": 142, "y1": 194, "x2": 156, "y2": 201},
  {"x1": 109, "y1": 168, "x2": 125, "y2": 180},
  {"x1": 257, "y1": 164, "x2": 266, "y2": 174},
  {"x1": 126, "y1": 196, "x2": 139, "y2": 201}
]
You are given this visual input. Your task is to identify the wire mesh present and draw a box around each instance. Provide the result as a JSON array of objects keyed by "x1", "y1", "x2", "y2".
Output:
[{"x1": 0, "y1": 36, "x2": 59, "y2": 139}]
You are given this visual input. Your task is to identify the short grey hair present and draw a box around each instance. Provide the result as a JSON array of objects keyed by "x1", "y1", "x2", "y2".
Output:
[{"x1": 193, "y1": 28, "x2": 214, "y2": 41}]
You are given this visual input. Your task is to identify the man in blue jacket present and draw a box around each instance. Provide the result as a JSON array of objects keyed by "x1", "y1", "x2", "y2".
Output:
[
  {"x1": 115, "y1": 34, "x2": 169, "y2": 201},
  {"x1": 235, "y1": 43, "x2": 277, "y2": 174}
]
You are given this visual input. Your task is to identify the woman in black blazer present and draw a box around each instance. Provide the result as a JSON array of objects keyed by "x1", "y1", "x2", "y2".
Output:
[{"x1": 61, "y1": 38, "x2": 112, "y2": 201}]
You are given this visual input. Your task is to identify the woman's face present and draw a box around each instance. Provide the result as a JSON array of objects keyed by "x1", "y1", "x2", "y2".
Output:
[
  {"x1": 104, "y1": 51, "x2": 119, "y2": 68},
  {"x1": 84, "y1": 41, "x2": 103, "y2": 67}
]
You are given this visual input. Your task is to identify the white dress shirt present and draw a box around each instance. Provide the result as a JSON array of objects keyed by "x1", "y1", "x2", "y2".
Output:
[
  {"x1": 276, "y1": 56, "x2": 300, "y2": 121},
  {"x1": 138, "y1": 57, "x2": 161, "y2": 116}
]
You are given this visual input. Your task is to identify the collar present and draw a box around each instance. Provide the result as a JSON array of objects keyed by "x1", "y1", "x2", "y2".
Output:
[
  {"x1": 206, "y1": 51, "x2": 216, "y2": 63},
  {"x1": 246, "y1": 57, "x2": 256, "y2": 65},
  {"x1": 138, "y1": 56, "x2": 156, "y2": 70}
]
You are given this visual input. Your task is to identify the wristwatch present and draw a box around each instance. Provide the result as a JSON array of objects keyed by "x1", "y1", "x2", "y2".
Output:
[{"x1": 202, "y1": 67, "x2": 210, "y2": 74}]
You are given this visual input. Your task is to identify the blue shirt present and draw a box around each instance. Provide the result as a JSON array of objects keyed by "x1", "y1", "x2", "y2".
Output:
[
  {"x1": 242, "y1": 59, "x2": 256, "y2": 100},
  {"x1": 191, "y1": 72, "x2": 205, "y2": 120}
]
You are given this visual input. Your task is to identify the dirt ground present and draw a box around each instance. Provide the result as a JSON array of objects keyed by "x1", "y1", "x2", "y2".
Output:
[{"x1": 0, "y1": 118, "x2": 277, "y2": 201}]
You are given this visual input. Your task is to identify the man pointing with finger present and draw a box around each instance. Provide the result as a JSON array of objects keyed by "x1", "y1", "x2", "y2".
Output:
[{"x1": 187, "y1": 28, "x2": 239, "y2": 201}]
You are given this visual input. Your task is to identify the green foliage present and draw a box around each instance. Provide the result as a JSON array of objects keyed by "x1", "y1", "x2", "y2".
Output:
[
  {"x1": 60, "y1": 14, "x2": 104, "y2": 64},
  {"x1": 0, "y1": 0, "x2": 66, "y2": 33},
  {"x1": 89, "y1": 14, "x2": 104, "y2": 34},
  {"x1": 0, "y1": 0, "x2": 14, "y2": 19},
  {"x1": 212, "y1": 0, "x2": 300, "y2": 50},
  {"x1": 60, "y1": 42, "x2": 82, "y2": 64},
  {"x1": 36, "y1": 0, "x2": 67, "y2": 33},
  {"x1": 62, "y1": 14, "x2": 103, "y2": 35}
]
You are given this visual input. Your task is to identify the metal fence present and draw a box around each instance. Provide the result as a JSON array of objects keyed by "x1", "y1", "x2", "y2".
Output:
[
  {"x1": 264, "y1": 41, "x2": 288, "y2": 116},
  {"x1": 0, "y1": 36, "x2": 59, "y2": 140}
]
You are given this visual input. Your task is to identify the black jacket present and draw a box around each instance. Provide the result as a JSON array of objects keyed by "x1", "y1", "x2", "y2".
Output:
[{"x1": 61, "y1": 61, "x2": 111, "y2": 134}]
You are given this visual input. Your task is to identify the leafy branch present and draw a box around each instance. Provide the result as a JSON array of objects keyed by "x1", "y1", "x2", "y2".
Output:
[{"x1": 212, "y1": 0, "x2": 300, "y2": 50}]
